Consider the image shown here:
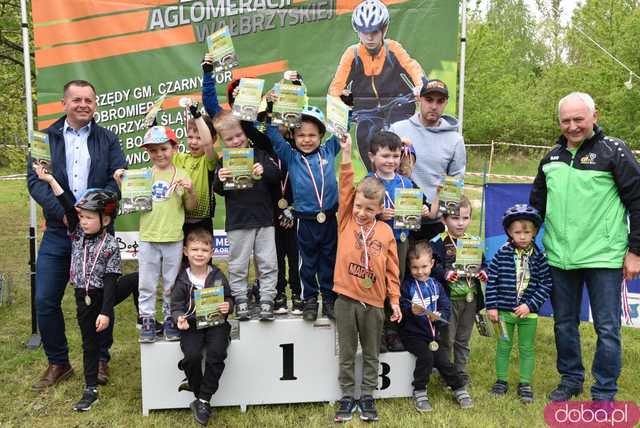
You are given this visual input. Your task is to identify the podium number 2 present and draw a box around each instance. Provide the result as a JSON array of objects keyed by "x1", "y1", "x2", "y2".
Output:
[{"x1": 279, "y1": 343, "x2": 297, "y2": 380}]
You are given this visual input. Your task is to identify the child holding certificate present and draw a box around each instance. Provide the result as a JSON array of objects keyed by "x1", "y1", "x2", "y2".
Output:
[
  {"x1": 171, "y1": 228, "x2": 234, "y2": 426},
  {"x1": 212, "y1": 111, "x2": 280, "y2": 321},
  {"x1": 431, "y1": 196, "x2": 487, "y2": 385}
]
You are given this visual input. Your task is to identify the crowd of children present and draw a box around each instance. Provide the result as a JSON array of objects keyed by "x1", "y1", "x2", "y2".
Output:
[{"x1": 35, "y1": 26, "x2": 554, "y2": 427}]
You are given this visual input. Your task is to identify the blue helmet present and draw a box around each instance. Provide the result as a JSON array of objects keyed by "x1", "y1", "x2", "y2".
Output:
[
  {"x1": 300, "y1": 105, "x2": 326, "y2": 135},
  {"x1": 502, "y1": 204, "x2": 542, "y2": 233}
]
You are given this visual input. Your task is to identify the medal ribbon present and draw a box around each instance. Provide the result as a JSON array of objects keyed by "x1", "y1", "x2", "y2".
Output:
[
  {"x1": 415, "y1": 279, "x2": 437, "y2": 340},
  {"x1": 374, "y1": 173, "x2": 405, "y2": 209},
  {"x1": 301, "y1": 153, "x2": 324, "y2": 212},
  {"x1": 278, "y1": 160, "x2": 289, "y2": 199},
  {"x1": 83, "y1": 233, "x2": 109, "y2": 299},
  {"x1": 359, "y1": 220, "x2": 377, "y2": 270}
]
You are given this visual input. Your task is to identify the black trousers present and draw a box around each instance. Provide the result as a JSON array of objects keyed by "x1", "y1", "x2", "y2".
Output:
[
  {"x1": 180, "y1": 321, "x2": 231, "y2": 401},
  {"x1": 74, "y1": 276, "x2": 138, "y2": 387},
  {"x1": 275, "y1": 224, "x2": 301, "y2": 296},
  {"x1": 401, "y1": 334, "x2": 464, "y2": 391},
  {"x1": 411, "y1": 222, "x2": 445, "y2": 243}
]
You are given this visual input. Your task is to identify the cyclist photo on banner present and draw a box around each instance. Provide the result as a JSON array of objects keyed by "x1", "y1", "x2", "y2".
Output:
[{"x1": 329, "y1": 0, "x2": 426, "y2": 171}]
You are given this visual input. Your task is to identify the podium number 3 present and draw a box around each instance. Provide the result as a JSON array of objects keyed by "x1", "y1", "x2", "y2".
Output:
[{"x1": 279, "y1": 343, "x2": 297, "y2": 380}]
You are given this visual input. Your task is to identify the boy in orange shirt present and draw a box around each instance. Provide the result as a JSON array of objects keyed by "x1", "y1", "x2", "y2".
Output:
[{"x1": 333, "y1": 135, "x2": 402, "y2": 423}]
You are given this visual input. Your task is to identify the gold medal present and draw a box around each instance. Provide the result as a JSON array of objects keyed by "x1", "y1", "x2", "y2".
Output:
[
  {"x1": 363, "y1": 277, "x2": 373, "y2": 289},
  {"x1": 400, "y1": 232, "x2": 407, "y2": 242},
  {"x1": 466, "y1": 292, "x2": 474, "y2": 303},
  {"x1": 429, "y1": 341, "x2": 439, "y2": 352},
  {"x1": 278, "y1": 198, "x2": 288, "y2": 209},
  {"x1": 85, "y1": 295, "x2": 92, "y2": 306},
  {"x1": 316, "y1": 212, "x2": 326, "y2": 223}
]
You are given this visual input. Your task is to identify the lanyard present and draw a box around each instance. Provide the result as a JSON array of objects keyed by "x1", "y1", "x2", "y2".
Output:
[
  {"x1": 375, "y1": 173, "x2": 405, "y2": 209},
  {"x1": 360, "y1": 220, "x2": 377, "y2": 268},
  {"x1": 278, "y1": 159, "x2": 289, "y2": 198},
  {"x1": 414, "y1": 279, "x2": 437, "y2": 338},
  {"x1": 83, "y1": 233, "x2": 108, "y2": 296},
  {"x1": 301, "y1": 153, "x2": 324, "y2": 212}
]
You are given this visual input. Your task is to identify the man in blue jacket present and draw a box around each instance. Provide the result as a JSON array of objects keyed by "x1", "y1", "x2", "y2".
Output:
[{"x1": 27, "y1": 80, "x2": 126, "y2": 390}]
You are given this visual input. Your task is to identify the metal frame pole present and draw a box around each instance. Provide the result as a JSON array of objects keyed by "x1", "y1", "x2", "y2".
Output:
[
  {"x1": 457, "y1": 0, "x2": 467, "y2": 133},
  {"x1": 21, "y1": 0, "x2": 41, "y2": 350}
]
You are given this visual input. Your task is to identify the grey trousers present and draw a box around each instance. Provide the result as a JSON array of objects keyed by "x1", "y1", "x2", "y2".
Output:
[
  {"x1": 138, "y1": 240, "x2": 183, "y2": 319},
  {"x1": 335, "y1": 295, "x2": 385, "y2": 397},
  {"x1": 227, "y1": 227, "x2": 277, "y2": 303},
  {"x1": 440, "y1": 296, "x2": 476, "y2": 375}
]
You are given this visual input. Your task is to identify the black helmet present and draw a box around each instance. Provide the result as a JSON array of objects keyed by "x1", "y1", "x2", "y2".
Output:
[
  {"x1": 502, "y1": 204, "x2": 542, "y2": 233},
  {"x1": 75, "y1": 188, "x2": 119, "y2": 218}
]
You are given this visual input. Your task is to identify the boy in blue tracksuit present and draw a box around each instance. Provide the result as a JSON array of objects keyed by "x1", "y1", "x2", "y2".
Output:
[
  {"x1": 265, "y1": 106, "x2": 341, "y2": 322},
  {"x1": 399, "y1": 241, "x2": 473, "y2": 412}
]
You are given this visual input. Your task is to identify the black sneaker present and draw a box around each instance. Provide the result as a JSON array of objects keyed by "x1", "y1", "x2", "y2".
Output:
[
  {"x1": 548, "y1": 384, "x2": 582, "y2": 402},
  {"x1": 385, "y1": 329, "x2": 405, "y2": 352},
  {"x1": 358, "y1": 395, "x2": 379, "y2": 421},
  {"x1": 273, "y1": 294, "x2": 288, "y2": 315},
  {"x1": 259, "y1": 301, "x2": 275, "y2": 321},
  {"x1": 291, "y1": 294, "x2": 304, "y2": 315},
  {"x1": 136, "y1": 317, "x2": 163, "y2": 335},
  {"x1": 73, "y1": 387, "x2": 98, "y2": 412},
  {"x1": 235, "y1": 300, "x2": 251, "y2": 321},
  {"x1": 334, "y1": 396, "x2": 357, "y2": 422},
  {"x1": 322, "y1": 300, "x2": 335, "y2": 320},
  {"x1": 190, "y1": 399, "x2": 212, "y2": 426},
  {"x1": 302, "y1": 297, "x2": 319, "y2": 322},
  {"x1": 518, "y1": 383, "x2": 534, "y2": 404},
  {"x1": 491, "y1": 380, "x2": 508, "y2": 396}
]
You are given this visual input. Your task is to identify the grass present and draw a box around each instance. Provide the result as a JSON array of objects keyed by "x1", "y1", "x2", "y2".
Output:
[{"x1": 1, "y1": 171, "x2": 639, "y2": 428}]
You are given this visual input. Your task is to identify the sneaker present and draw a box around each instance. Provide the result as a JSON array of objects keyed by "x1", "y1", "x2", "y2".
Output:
[
  {"x1": 73, "y1": 387, "x2": 98, "y2": 411},
  {"x1": 291, "y1": 294, "x2": 304, "y2": 315},
  {"x1": 139, "y1": 317, "x2": 156, "y2": 343},
  {"x1": 235, "y1": 301, "x2": 251, "y2": 321},
  {"x1": 302, "y1": 297, "x2": 319, "y2": 322},
  {"x1": 413, "y1": 389, "x2": 433, "y2": 412},
  {"x1": 322, "y1": 300, "x2": 335, "y2": 320},
  {"x1": 385, "y1": 329, "x2": 405, "y2": 352},
  {"x1": 548, "y1": 384, "x2": 582, "y2": 402},
  {"x1": 163, "y1": 318, "x2": 180, "y2": 341},
  {"x1": 136, "y1": 317, "x2": 163, "y2": 335},
  {"x1": 358, "y1": 395, "x2": 379, "y2": 421},
  {"x1": 490, "y1": 380, "x2": 508, "y2": 396},
  {"x1": 517, "y1": 383, "x2": 534, "y2": 404},
  {"x1": 273, "y1": 294, "x2": 288, "y2": 315},
  {"x1": 453, "y1": 387, "x2": 473, "y2": 409},
  {"x1": 190, "y1": 399, "x2": 212, "y2": 426},
  {"x1": 333, "y1": 396, "x2": 357, "y2": 422},
  {"x1": 259, "y1": 301, "x2": 275, "y2": 321}
]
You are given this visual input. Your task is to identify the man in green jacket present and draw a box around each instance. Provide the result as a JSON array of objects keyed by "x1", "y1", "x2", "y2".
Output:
[{"x1": 530, "y1": 92, "x2": 640, "y2": 403}]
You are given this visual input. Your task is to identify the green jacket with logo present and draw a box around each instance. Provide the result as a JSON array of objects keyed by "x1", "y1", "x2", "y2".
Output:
[{"x1": 529, "y1": 126, "x2": 640, "y2": 269}]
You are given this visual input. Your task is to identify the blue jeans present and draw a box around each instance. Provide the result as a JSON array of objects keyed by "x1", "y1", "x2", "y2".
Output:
[
  {"x1": 36, "y1": 228, "x2": 113, "y2": 365},
  {"x1": 550, "y1": 267, "x2": 622, "y2": 400}
]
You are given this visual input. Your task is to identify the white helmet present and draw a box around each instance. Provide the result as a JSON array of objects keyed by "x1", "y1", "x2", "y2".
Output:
[{"x1": 352, "y1": 0, "x2": 389, "y2": 33}]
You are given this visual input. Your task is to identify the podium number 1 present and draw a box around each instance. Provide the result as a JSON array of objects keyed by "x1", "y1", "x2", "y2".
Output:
[{"x1": 279, "y1": 343, "x2": 297, "y2": 380}]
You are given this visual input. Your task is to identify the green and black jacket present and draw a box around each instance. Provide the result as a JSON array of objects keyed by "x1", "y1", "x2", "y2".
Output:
[{"x1": 530, "y1": 125, "x2": 640, "y2": 270}]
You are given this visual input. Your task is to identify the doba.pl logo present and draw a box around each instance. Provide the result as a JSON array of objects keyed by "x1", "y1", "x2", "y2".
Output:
[{"x1": 544, "y1": 401, "x2": 640, "y2": 428}]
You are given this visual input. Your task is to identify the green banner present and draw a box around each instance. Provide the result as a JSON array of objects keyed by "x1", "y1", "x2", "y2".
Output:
[{"x1": 33, "y1": 0, "x2": 458, "y2": 238}]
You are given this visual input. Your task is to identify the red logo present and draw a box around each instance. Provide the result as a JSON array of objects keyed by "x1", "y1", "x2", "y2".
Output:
[{"x1": 544, "y1": 401, "x2": 640, "y2": 428}]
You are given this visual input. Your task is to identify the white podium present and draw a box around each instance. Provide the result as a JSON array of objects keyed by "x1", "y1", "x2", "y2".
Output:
[{"x1": 140, "y1": 317, "x2": 415, "y2": 415}]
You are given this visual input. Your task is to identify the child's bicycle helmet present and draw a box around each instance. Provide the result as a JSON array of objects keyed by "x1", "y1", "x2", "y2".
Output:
[
  {"x1": 300, "y1": 106, "x2": 326, "y2": 135},
  {"x1": 502, "y1": 204, "x2": 542, "y2": 233},
  {"x1": 352, "y1": 0, "x2": 389, "y2": 33},
  {"x1": 76, "y1": 188, "x2": 119, "y2": 218}
]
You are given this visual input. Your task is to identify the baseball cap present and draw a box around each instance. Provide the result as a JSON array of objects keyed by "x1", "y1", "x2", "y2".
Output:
[
  {"x1": 142, "y1": 126, "x2": 178, "y2": 147},
  {"x1": 420, "y1": 79, "x2": 449, "y2": 98}
]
